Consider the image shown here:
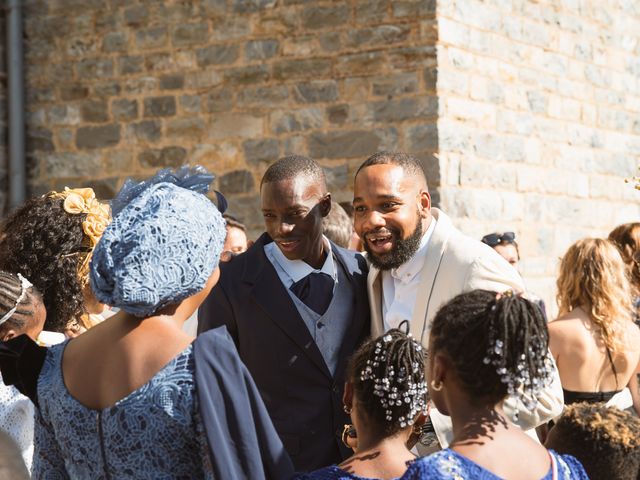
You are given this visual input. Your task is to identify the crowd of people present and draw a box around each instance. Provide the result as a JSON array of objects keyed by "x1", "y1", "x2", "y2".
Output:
[{"x1": 0, "y1": 152, "x2": 637, "y2": 479}]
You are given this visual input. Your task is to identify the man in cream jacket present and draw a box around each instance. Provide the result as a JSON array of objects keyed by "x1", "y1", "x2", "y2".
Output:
[{"x1": 352, "y1": 151, "x2": 563, "y2": 449}]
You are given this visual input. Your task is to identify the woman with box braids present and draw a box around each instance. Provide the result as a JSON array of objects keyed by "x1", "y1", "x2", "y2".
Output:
[
  {"x1": 298, "y1": 323, "x2": 429, "y2": 479},
  {"x1": 411, "y1": 290, "x2": 588, "y2": 480}
]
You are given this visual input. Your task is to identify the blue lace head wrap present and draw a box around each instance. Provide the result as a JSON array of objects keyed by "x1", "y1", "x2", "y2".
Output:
[{"x1": 90, "y1": 166, "x2": 226, "y2": 317}]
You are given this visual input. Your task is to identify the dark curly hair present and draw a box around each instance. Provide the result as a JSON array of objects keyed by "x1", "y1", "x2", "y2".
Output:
[
  {"x1": 430, "y1": 290, "x2": 550, "y2": 406},
  {"x1": 546, "y1": 403, "x2": 640, "y2": 480},
  {"x1": 347, "y1": 324, "x2": 427, "y2": 437},
  {"x1": 0, "y1": 195, "x2": 89, "y2": 333}
]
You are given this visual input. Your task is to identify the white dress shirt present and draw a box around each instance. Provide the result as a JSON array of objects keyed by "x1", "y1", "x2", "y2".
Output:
[
  {"x1": 381, "y1": 219, "x2": 437, "y2": 331},
  {"x1": 264, "y1": 236, "x2": 337, "y2": 291}
]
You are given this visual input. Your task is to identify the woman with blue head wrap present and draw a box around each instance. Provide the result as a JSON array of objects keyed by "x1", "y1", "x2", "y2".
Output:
[{"x1": 4, "y1": 167, "x2": 293, "y2": 479}]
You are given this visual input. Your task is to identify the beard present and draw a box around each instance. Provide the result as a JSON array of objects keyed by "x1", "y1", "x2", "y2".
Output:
[{"x1": 363, "y1": 211, "x2": 424, "y2": 271}]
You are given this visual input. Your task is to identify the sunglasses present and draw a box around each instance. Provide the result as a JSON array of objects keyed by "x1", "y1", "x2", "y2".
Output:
[{"x1": 481, "y1": 232, "x2": 516, "y2": 247}]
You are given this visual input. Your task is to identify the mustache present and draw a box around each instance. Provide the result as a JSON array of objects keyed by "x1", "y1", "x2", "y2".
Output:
[{"x1": 363, "y1": 228, "x2": 399, "y2": 239}]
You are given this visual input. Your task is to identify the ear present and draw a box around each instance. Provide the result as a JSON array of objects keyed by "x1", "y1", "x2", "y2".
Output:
[
  {"x1": 343, "y1": 381, "x2": 353, "y2": 409},
  {"x1": 419, "y1": 189, "x2": 431, "y2": 218},
  {"x1": 319, "y1": 193, "x2": 332, "y2": 218},
  {"x1": 1, "y1": 329, "x2": 17, "y2": 342},
  {"x1": 432, "y1": 351, "x2": 448, "y2": 385}
]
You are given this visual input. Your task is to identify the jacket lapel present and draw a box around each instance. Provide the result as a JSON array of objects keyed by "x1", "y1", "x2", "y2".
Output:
[
  {"x1": 245, "y1": 234, "x2": 332, "y2": 380},
  {"x1": 368, "y1": 266, "x2": 384, "y2": 338},
  {"x1": 409, "y1": 209, "x2": 451, "y2": 343}
]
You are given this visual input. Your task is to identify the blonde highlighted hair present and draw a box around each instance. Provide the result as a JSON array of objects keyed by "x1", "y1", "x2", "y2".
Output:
[{"x1": 557, "y1": 238, "x2": 632, "y2": 356}]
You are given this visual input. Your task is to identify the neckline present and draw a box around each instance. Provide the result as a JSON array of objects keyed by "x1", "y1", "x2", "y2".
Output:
[
  {"x1": 442, "y1": 448, "x2": 553, "y2": 479},
  {"x1": 55, "y1": 340, "x2": 193, "y2": 412}
]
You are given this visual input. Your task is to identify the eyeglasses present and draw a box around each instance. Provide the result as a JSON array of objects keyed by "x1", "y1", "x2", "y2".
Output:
[{"x1": 481, "y1": 232, "x2": 516, "y2": 247}]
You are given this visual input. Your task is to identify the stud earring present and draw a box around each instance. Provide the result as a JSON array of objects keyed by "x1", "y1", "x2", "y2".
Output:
[
  {"x1": 430, "y1": 379, "x2": 443, "y2": 391},
  {"x1": 343, "y1": 405, "x2": 352, "y2": 414}
]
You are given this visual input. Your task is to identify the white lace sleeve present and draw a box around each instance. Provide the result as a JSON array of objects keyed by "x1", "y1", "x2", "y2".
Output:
[{"x1": 0, "y1": 380, "x2": 35, "y2": 471}]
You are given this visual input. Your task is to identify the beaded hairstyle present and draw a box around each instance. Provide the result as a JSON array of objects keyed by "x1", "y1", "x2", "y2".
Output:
[
  {"x1": 348, "y1": 322, "x2": 427, "y2": 435},
  {"x1": 430, "y1": 290, "x2": 554, "y2": 421}
]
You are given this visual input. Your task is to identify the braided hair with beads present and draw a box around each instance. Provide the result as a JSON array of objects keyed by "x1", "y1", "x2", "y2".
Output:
[
  {"x1": 0, "y1": 271, "x2": 42, "y2": 339},
  {"x1": 348, "y1": 321, "x2": 427, "y2": 436},
  {"x1": 430, "y1": 289, "x2": 554, "y2": 420}
]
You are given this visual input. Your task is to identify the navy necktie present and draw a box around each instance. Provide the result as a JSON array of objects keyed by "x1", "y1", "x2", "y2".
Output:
[{"x1": 290, "y1": 272, "x2": 334, "y2": 315}]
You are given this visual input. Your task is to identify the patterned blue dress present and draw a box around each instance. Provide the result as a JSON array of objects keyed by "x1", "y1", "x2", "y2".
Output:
[
  {"x1": 32, "y1": 341, "x2": 212, "y2": 479},
  {"x1": 297, "y1": 449, "x2": 588, "y2": 480}
]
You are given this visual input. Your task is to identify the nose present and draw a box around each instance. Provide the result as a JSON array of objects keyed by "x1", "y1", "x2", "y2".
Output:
[
  {"x1": 276, "y1": 220, "x2": 295, "y2": 237},
  {"x1": 359, "y1": 209, "x2": 385, "y2": 234}
]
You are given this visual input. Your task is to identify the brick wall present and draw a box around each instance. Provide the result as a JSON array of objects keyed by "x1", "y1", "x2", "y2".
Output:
[
  {"x1": 21, "y1": 0, "x2": 438, "y2": 236},
  {"x1": 435, "y1": 0, "x2": 640, "y2": 310}
]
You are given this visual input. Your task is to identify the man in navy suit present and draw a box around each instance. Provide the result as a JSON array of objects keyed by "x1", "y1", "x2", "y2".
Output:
[{"x1": 198, "y1": 155, "x2": 370, "y2": 471}]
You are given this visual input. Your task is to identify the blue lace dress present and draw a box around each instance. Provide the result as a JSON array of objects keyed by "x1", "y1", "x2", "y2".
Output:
[
  {"x1": 32, "y1": 341, "x2": 213, "y2": 479},
  {"x1": 298, "y1": 449, "x2": 588, "y2": 480}
]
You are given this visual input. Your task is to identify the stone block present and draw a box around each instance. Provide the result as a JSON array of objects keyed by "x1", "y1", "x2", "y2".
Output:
[
  {"x1": 273, "y1": 58, "x2": 332, "y2": 81},
  {"x1": 224, "y1": 65, "x2": 270, "y2": 85},
  {"x1": 45, "y1": 152, "x2": 102, "y2": 178},
  {"x1": 335, "y1": 51, "x2": 387, "y2": 77},
  {"x1": 269, "y1": 108, "x2": 323, "y2": 134},
  {"x1": 388, "y1": 46, "x2": 435, "y2": 70},
  {"x1": 80, "y1": 100, "x2": 109, "y2": 123},
  {"x1": 125, "y1": 77, "x2": 159, "y2": 95},
  {"x1": 47, "y1": 105, "x2": 80, "y2": 126},
  {"x1": 185, "y1": 70, "x2": 223, "y2": 89},
  {"x1": 124, "y1": 5, "x2": 148, "y2": 26},
  {"x1": 26, "y1": 128, "x2": 54, "y2": 153},
  {"x1": 405, "y1": 123, "x2": 437, "y2": 152},
  {"x1": 392, "y1": 0, "x2": 435, "y2": 17},
  {"x1": 27, "y1": 87, "x2": 56, "y2": 104},
  {"x1": 128, "y1": 120, "x2": 162, "y2": 143},
  {"x1": 76, "y1": 124, "x2": 121, "y2": 149},
  {"x1": 201, "y1": 0, "x2": 227, "y2": 14},
  {"x1": 145, "y1": 53, "x2": 175, "y2": 72},
  {"x1": 60, "y1": 84, "x2": 89, "y2": 101},
  {"x1": 447, "y1": 97, "x2": 496, "y2": 126},
  {"x1": 93, "y1": 82, "x2": 122, "y2": 98},
  {"x1": 293, "y1": 81, "x2": 339, "y2": 104},
  {"x1": 144, "y1": 96, "x2": 177, "y2": 118},
  {"x1": 139, "y1": 146, "x2": 187, "y2": 168},
  {"x1": 345, "y1": 25, "x2": 411, "y2": 48},
  {"x1": 210, "y1": 113, "x2": 263, "y2": 139},
  {"x1": 207, "y1": 87, "x2": 234, "y2": 112},
  {"x1": 211, "y1": 17, "x2": 251, "y2": 40},
  {"x1": 180, "y1": 95, "x2": 202, "y2": 114},
  {"x1": 327, "y1": 104, "x2": 349, "y2": 125},
  {"x1": 219, "y1": 170, "x2": 256, "y2": 194},
  {"x1": 103, "y1": 32, "x2": 127, "y2": 53},
  {"x1": 245, "y1": 39, "x2": 279, "y2": 60},
  {"x1": 135, "y1": 26, "x2": 168, "y2": 50},
  {"x1": 196, "y1": 44, "x2": 240, "y2": 66},
  {"x1": 232, "y1": 0, "x2": 277, "y2": 13},
  {"x1": 371, "y1": 72, "x2": 418, "y2": 97},
  {"x1": 77, "y1": 58, "x2": 114, "y2": 79},
  {"x1": 237, "y1": 86, "x2": 289, "y2": 107},
  {"x1": 160, "y1": 74, "x2": 185, "y2": 90},
  {"x1": 166, "y1": 117, "x2": 206, "y2": 140},
  {"x1": 66, "y1": 37, "x2": 98, "y2": 58},
  {"x1": 370, "y1": 97, "x2": 437, "y2": 122},
  {"x1": 319, "y1": 32, "x2": 342, "y2": 52},
  {"x1": 88, "y1": 178, "x2": 120, "y2": 200},
  {"x1": 301, "y1": 5, "x2": 350, "y2": 29},
  {"x1": 243, "y1": 138, "x2": 280, "y2": 165},
  {"x1": 308, "y1": 129, "x2": 396, "y2": 159},
  {"x1": 172, "y1": 23, "x2": 209, "y2": 46},
  {"x1": 119, "y1": 56, "x2": 144, "y2": 75},
  {"x1": 355, "y1": 0, "x2": 389, "y2": 23}
]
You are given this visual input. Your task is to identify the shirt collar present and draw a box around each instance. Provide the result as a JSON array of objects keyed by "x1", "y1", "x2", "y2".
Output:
[
  {"x1": 390, "y1": 218, "x2": 437, "y2": 283},
  {"x1": 269, "y1": 236, "x2": 336, "y2": 283}
]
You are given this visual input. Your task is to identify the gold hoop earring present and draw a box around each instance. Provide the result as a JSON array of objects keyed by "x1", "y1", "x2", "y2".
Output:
[
  {"x1": 430, "y1": 379, "x2": 443, "y2": 391},
  {"x1": 343, "y1": 405, "x2": 352, "y2": 414}
]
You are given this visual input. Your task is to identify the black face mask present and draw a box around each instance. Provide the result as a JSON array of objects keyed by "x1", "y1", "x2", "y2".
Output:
[{"x1": 364, "y1": 210, "x2": 424, "y2": 271}]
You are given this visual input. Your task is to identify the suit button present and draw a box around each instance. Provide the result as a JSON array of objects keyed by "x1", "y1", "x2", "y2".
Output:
[{"x1": 332, "y1": 384, "x2": 339, "y2": 394}]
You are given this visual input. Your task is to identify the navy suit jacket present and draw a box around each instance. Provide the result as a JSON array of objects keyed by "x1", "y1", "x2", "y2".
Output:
[{"x1": 198, "y1": 233, "x2": 370, "y2": 472}]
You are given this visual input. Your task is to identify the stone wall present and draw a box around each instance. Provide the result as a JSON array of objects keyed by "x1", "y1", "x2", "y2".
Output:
[
  {"x1": 21, "y1": 0, "x2": 438, "y2": 236},
  {"x1": 435, "y1": 0, "x2": 640, "y2": 309}
]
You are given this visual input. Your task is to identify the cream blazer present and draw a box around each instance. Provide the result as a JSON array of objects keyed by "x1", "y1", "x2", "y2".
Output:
[{"x1": 366, "y1": 208, "x2": 564, "y2": 447}]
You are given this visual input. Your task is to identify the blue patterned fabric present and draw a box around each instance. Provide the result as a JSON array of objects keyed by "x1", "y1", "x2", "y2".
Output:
[
  {"x1": 90, "y1": 167, "x2": 226, "y2": 317},
  {"x1": 32, "y1": 341, "x2": 213, "y2": 479},
  {"x1": 297, "y1": 449, "x2": 588, "y2": 480}
]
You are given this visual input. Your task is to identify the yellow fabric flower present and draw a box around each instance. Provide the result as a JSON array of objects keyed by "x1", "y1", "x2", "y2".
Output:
[{"x1": 63, "y1": 192, "x2": 87, "y2": 214}]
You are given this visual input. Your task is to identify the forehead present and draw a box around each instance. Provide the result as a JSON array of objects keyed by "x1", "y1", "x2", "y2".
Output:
[
  {"x1": 261, "y1": 176, "x2": 322, "y2": 207},
  {"x1": 354, "y1": 164, "x2": 415, "y2": 199}
]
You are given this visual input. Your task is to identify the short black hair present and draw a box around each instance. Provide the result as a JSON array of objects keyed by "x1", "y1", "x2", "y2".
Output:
[
  {"x1": 355, "y1": 151, "x2": 427, "y2": 187},
  {"x1": 260, "y1": 155, "x2": 326, "y2": 190},
  {"x1": 546, "y1": 403, "x2": 640, "y2": 480},
  {"x1": 223, "y1": 214, "x2": 246, "y2": 232}
]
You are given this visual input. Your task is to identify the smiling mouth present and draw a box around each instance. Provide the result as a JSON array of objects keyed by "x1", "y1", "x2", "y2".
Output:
[{"x1": 278, "y1": 239, "x2": 301, "y2": 252}]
